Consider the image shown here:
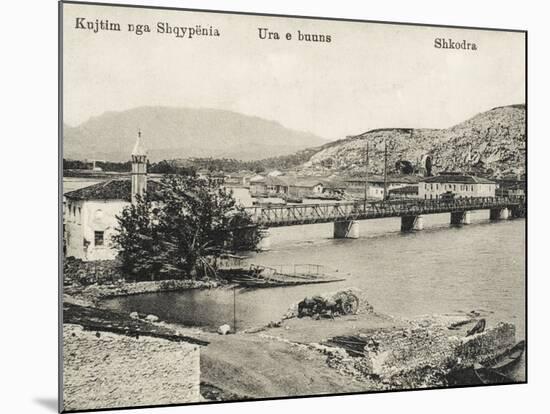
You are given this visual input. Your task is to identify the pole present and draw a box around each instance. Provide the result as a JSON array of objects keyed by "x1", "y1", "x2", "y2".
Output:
[
  {"x1": 364, "y1": 141, "x2": 369, "y2": 211},
  {"x1": 233, "y1": 286, "x2": 237, "y2": 334},
  {"x1": 383, "y1": 138, "x2": 388, "y2": 202}
]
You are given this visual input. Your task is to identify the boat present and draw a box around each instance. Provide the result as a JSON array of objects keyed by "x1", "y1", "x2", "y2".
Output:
[
  {"x1": 484, "y1": 340, "x2": 525, "y2": 373},
  {"x1": 474, "y1": 365, "x2": 515, "y2": 385},
  {"x1": 448, "y1": 340, "x2": 525, "y2": 386}
]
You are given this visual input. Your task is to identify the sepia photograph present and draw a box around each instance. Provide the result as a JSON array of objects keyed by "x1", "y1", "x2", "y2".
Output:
[{"x1": 60, "y1": 1, "x2": 526, "y2": 412}]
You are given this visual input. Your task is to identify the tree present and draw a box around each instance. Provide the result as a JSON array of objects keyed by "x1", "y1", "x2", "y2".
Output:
[
  {"x1": 148, "y1": 160, "x2": 196, "y2": 176},
  {"x1": 395, "y1": 160, "x2": 414, "y2": 175},
  {"x1": 112, "y1": 175, "x2": 262, "y2": 281}
]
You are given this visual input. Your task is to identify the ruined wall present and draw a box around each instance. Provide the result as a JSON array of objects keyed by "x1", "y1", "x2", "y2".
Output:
[
  {"x1": 358, "y1": 321, "x2": 516, "y2": 388},
  {"x1": 63, "y1": 324, "x2": 200, "y2": 411},
  {"x1": 454, "y1": 322, "x2": 516, "y2": 366}
]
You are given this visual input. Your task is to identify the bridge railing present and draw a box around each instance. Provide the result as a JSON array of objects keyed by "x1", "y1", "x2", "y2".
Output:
[{"x1": 244, "y1": 196, "x2": 524, "y2": 226}]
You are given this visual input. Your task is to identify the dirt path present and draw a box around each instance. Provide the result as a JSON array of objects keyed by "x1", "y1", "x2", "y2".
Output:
[
  {"x1": 198, "y1": 332, "x2": 374, "y2": 399},
  {"x1": 180, "y1": 312, "x2": 407, "y2": 399}
]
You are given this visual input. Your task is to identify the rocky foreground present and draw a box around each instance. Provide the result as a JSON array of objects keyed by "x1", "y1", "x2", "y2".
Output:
[
  {"x1": 195, "y1": 306, "x2": 521, "y2": 398},
  {"x1": 62, "y1": 288, "x2": 523, "y2": 409}
]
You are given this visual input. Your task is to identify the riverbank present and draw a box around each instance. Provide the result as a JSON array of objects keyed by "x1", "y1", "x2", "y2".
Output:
[
  {"x1": 64, "y1": 278, "x2": 225, "y2": 306},
  {"x1": 63, "y1": 286, "x2": 523, "y2": 405}
]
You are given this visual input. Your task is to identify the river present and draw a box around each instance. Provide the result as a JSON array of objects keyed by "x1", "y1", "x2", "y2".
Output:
[{"x1": 103, "y1": 211, "x2": 526, "y2": 342}]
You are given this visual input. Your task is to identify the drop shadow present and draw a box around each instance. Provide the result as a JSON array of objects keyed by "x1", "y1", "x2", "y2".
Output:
[{"x1": 33, "y1": 397, "x2": 58, "y2": 412}]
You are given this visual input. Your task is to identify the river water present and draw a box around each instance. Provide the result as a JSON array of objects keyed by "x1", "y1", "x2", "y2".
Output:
[{"x1": 103, "y1": 211, "x2": 525, "y2": 342}]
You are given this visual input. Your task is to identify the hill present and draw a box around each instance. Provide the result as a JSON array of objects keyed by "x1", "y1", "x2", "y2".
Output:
[
  {"x1": 63, "y1": 107, "x2": 328, "y2": 162},
  {"x1": 297, "y1": 104, "x2": 525, "y2": 177}
]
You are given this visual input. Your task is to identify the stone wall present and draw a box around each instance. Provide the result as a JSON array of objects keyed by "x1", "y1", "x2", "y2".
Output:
[
  {"x1": 63, "y1": 257, "x2": 121, "y2": 286},
  {"x1": 63, "y1": 324, "x2": 201, "y2": 411}
]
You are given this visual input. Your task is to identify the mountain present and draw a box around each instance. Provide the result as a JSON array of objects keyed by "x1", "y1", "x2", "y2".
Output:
[
  {"x1": 297, "y1": 104, "x2": 525, "y2": 178},
  {"x1": 63, "y1": 107, "x2": 328, "y2": 162}
]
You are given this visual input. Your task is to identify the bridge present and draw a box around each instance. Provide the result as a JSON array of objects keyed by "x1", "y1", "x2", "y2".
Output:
[{"x1": 243, "y1": 196, "x2": 525, "y2": 248}]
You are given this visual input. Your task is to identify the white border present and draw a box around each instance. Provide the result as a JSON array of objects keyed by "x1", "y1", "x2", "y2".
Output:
[{"x1": 3, "y1": 1, "x2": 547, "y2": 413}]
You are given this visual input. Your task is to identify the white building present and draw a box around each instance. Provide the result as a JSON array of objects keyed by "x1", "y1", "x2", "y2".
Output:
[
  {"x1": 344, "y1": 175, "x2": 421, "y2": 200},
  {"x1": 418, "y1": 173, "x2": 497, "y2": 200},
  {"x1": 64, "y1": 131, "x2": 160, "y2": 261}
]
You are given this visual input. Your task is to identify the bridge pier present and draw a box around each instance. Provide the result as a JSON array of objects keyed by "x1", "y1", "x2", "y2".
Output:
[
  {"x1": 401, "y1": 215, "x2": 424, "y2": 232},
  {"x1": 450, "y1": 211, "x2": 471, "y2": 225},
  {"x1": 510, "y1": 205, "x2": 526, "y2": 218},
  {"x1": 333, "y1": 220, "x2": 360, "y2": 239},
  {"x1": 257, "y1": 229, "x2": 271, "y2": 251},
  {"x1": 490, "y1": 207, "x2": 510, "y2": 221}
]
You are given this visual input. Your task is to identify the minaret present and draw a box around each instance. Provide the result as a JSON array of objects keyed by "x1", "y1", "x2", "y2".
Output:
[{"x1": 131, "y1": 129, "x2": 147, "y2": 204}]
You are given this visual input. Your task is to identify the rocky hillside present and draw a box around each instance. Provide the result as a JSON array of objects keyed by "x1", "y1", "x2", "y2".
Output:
[
  {"x1": 300, "y1": 104, "x2": 525, "y2": 178},
  {"x1": 64, "y1": 107, "x2": 327, "y2": 162}
]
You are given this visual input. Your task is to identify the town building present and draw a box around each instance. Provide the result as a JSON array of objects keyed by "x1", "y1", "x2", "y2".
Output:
[
  {"x1": 249, "y1": 175, "x2": 291, "y2": 197},
  {"x1": 224, "y1": 171, "x2": 255, "y2": 187},
  {"x1": 495, "y1": 174, "x2": 525, "y2": 197},
  {"x1": 249, "y1": 175, "x2": 346, "y2": 199},
  {"x1": 64, "y1": 131, "x2": 160, "y2": 261},
  {"x1": 343, "y1": 175, "x2": 421, "y2": 200},
  {"x1": 249, "y1": 174, "x2": 267, "y2": 196},
  {"x1": 418, "y1": 173, "x2": 497, "y2": 199},
  {"x1": 195, "y1": 169, "x2": 225, "y2": 185},
  {"x1": 287, "y1": 178, "x2": 325, "y2": 197},
  {"x1": 388, "y1": 185, "x2": 419, "y2": 199}
]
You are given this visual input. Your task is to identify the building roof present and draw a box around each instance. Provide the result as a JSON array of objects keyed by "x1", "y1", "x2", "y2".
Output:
[
  {"x1": 421, "y1": 174, "x2": 495, "y2": 184},
  {"x1": 291, "y1": 178, "x2": 325, "y2": 188},
  {"x1": 249, "y1": 174, "x2": 266, "y2": 182},
  {"x1": 259, "y1": 176, "x2": 292, "y2": 187},
  {"x1": 344, "y1": 175, "x2": 422, "y2": 184},
  {"x1": 64, "y1": 179, "x2": 162, "y2": 202},
  {"x1": 389, "y1": 185, "x2": 419, "y2": 194}
]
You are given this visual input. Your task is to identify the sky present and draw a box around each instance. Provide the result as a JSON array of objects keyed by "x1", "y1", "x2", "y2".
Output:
[{"x1": 62, "y1": 3, "x2": 526, "y2": 140}]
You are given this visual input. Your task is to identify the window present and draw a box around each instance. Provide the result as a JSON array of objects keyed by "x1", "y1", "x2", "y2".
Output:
[{"x1": 94, "y1": 231, "x2": 104, "y2": 246}]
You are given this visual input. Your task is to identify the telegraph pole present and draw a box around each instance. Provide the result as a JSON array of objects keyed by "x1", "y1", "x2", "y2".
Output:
[
  {"x1": 364, "y1": 141, "x2": 369, "y2": 211},
  {"x1": 467, "y1": 143, "x2": 472, "y2": 174},
  {"x1": 233, "y1": 286, "x2": 237, "y2": 334},
  {"x1": 383, "y1": 138, "x2": 388, "y2": 201}
]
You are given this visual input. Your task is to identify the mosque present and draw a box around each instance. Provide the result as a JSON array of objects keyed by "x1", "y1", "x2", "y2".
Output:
[{"x1": 64, "y1": 131, "x2": 160, "y2": 261}]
